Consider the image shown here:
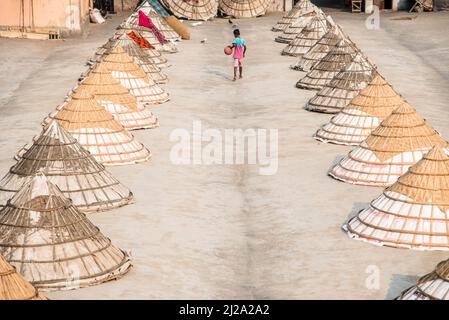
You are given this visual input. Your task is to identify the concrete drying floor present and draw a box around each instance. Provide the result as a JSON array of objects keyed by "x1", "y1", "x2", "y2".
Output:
[{"x1": 0, "y1": 10, "x2": 449, "y2": 300}]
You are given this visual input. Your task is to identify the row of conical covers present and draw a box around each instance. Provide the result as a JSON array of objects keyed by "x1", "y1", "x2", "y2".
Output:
[
  {"x1": 0, "y1": 2, "x2": 181, "y2": 299},
  {"x1": 161, "y1": 0, "x2": 271, "y2": 20},
  {"x1": 273, "y1": 0, "x2": 449, "y2": 300}
]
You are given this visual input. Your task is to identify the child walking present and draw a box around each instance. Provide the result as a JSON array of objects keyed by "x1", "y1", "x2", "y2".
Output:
[{"x1": 230, "y1": 29, "x2": 247, "y2": 81}]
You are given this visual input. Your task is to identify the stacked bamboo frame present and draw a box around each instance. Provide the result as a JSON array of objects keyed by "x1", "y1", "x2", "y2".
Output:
[
  {"x1": 314, "y1": 73, "x2": 406, "y2": 146},
  {"x1": 92, "y1": 29, "x2": 169, "y2": 70},
  {"x1": 47, "y1": 87, "x2": 152, "y2": 166},
  {"x1": 296, "y1": 39, "x2": 358, "y2": 91},
  {"x1": 272, "y1": 0, "x2": 316, "y2": 32},
  {"x1": 114, "y1": 39, "x2": 168, "y2": 84},
  {"x1": 128, "y1": 4, "x2": 180, "y2": 41},
  {"x1": 282, "y1": 14, "x2": 329, "y2": 57},
  {"x1": 329, "y1": 104, "x2": 447, "y2": 187},
  {"x1": 103, "y1": 46, "x2": 170, "y2": 105},
  {"x1": 117, "y1": 22, "x2": 178, "y2": 54},
  {"x1": 219, "y1": 0, "x2": 271, "y2": 18},
  {"x1": 274, "y1": 11, "x2": 316, "y2": 44},
  {"x1": 344, "y1": 145, "x2": 449, "y2": 250},
  {"x1": 0, "y1": 254, "x2": 46, "y2": 300},
  {"x1": 81, "y1": 64, "x2": 159, "y2": 130},
  {"x1": 0, "y1": 175, "x2": 132, "y2": 290},
  {"x1": 162, "y1": 0, "x2": 218, "y2": 21},
  {"x1": 2, "y1": 121, "x2": 133, "y2": 211},
  {"x1": 93, "y1": 31, "x2": 169, "y2": 84},
  {"x1": 398, "y1": 259, "x2": 449, "y2": 300},
  {"x1": 292, "y1": 24, "x2": 346, "y2": 72},
  {"x1": 305, "y1": 52, "x2": 376, "y2": 114}
]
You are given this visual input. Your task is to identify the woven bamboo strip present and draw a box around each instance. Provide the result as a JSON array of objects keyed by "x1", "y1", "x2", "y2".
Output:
[
  {"x1": 219, "y1": 0, "x2": 271, "y2": 18},
  {"x1": 305, "y1": 52, "x2": 376, "y2": 114},
  {"x1": 129, "y1": 3, "x2": 180, "y2": 41},
  {"x1": 47, "y1": 87, "x2": 152, "y2": 166},
  {"x1": 274, "y1": 11, "x2": 317, "y2": 44},
  {"x1": 329, "y1": 104, "x2": 447, "y2": 187},
  {"x1": 272, "y1": 0, "x2": 316, "y2": 32},
  {"x1": 344, "y1": 146, "x2": 449, "y2": 251},
  {"x1": 0, "y1": 254, "x2": 46, "y2": 300},
  {"x1": 292, "y1": 24, "x2": 346, "y2": 72},
  {"x1": 165, "y1": 16, "x2": 191, "y2": 40},
  {"x1": 398, "y1": 259, "x2": 449, "y2": 300},
  {"x1": 81, "y1": 64, "x2": 159, "y2": 130},
  {"x1": 103, "y1": 46, "x2": 169, "y2": 105},
  {"x1": 4, "y1": 121, "x2": 133, "y2": 212},
  {"x1": 92, "y1": 29, "x2": 169, "y2": 70},
  {"x1": 90, "y1": 32, "x2": 168, "y2": 85},
  {"x1": 282, "y1": 14, "x2": 329, "y2": 57},
  {"x1": 162, "y1": 0, "x2": 218, "y2": 21},
  {"x1": 0, "y1": 175, "x2": 132, "y2": 291},
  {"x1": 117, "y1": 22, "x2": 178, "y2": 54},
  {"x1": 296, "y1": 39, "x2": 358, "y2": 91},
  {"x1": 314, "y1": 73, "x2": 406, "y2": 146}
]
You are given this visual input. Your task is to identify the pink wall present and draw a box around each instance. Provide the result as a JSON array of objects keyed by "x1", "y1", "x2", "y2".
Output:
[{"x1": 0, "y1": 0, "x2": 91, "y2": 33}]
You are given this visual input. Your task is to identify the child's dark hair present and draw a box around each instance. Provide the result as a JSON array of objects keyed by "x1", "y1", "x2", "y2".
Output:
[{"x1": 233, "y1": 29, "x2": 240, "y2": 36}]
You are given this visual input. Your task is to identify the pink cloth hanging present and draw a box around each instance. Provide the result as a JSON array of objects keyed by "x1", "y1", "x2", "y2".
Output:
[{"x1": 138, "y1": 10, "x2": 168, "y2": 44}]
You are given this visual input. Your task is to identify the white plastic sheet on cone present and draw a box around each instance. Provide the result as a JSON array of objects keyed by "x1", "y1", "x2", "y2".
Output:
[{"x1": 111, "y1": 70, "x2": 169, "y2": 105}]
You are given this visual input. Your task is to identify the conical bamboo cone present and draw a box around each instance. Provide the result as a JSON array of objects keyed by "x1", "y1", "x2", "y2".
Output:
[
  {"x1": 296, "y1": 39, "x2": 358, "y2": 91},
  {"x1": 128, "y1": 4, "x2": 180, "y2": 41},
  {"x1": 219, "y1": 0, "x2": 271, "y2": 19},
  {"x1": 272, "y1": 0, "x2": 316, "y2": 32},
  {"x1": 0, "y1": 254, "x2": 46, "y2": 300},
  {"x1": 81, "y1": 64, "x2": 159, "y2": 130},
  {"x1": 397, "y1": 259, "x2": 449, "y2": 300},
  {"x1": 305, "y1": 52, "x2": 376, "y2": 114},
  {"x1": 3, "y1": 121, "x2": 134, "y2": 212},
  {"x1": 162, "y1": 0, "x2": 218, "y2": 21},
  {"x1": 314, "y1": 73, "x2": 406, "y2": 146},
  {"x1": 282, "y1": 15, "x2": 329, "y2": 57},
  {"x1": 48, "y1": 87, "x2": 152, "y2": 166},
  {"x1": 112, "y1": 31, "x2": 169, "y2": 83},
  {"x1": 0, "y1": 175, "x2": 132, "y2": 291},
  {"x1": 133, "y1": 53, "x2": 168, "y2": 85},
  {"x1": 117, "y1": 22, "x2": 178, "y2": 54},
  {"x1": 344, "y1": 146, "x2": 449, "y2": 250},
  {"x1": 92, "y1": 29, "x2": 169, "y2": 69},
  {"x1": 103, "y1": 46, "x2": 170, "y2": 106},
  {"x1": 274, "y1": 11, "x2": 316, "y2": 44},
  {"x1": 292, "y1": 24, "x2": 345, "y2": 72},
  {"x1": 329, "y1": 104, "x2": 447, "y2": 187}
]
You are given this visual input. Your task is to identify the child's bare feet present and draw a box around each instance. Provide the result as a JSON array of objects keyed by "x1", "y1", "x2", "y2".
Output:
[
  {"x1": 232, "y1": 77, "x2": 237, "y2": 81},
  {"x1": 239, "y1": 75, "x2": 243, "y2": 79}
]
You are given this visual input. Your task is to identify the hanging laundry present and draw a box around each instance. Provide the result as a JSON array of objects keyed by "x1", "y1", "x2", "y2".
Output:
[{"x1": 138, "y1": 10, "x2": 168, "y2": 44}]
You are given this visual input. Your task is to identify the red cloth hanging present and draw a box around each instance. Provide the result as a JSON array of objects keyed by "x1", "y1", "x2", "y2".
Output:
[
  {"x1": 138, "y1": 10, "x2": 168, "y2": 44},
  {"x1": 127, "y1": 31, "x2": 155, "y2": 49}
]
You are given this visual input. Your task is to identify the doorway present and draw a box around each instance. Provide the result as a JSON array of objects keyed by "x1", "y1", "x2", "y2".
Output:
[{"x1": 384, "y1": 0, "x2": 393, "y2": 9}]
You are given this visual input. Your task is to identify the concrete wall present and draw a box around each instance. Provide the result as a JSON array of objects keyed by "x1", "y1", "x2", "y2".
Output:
[{"x1": 0, "y1": 0, "x2": 91, "y2": 35}]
